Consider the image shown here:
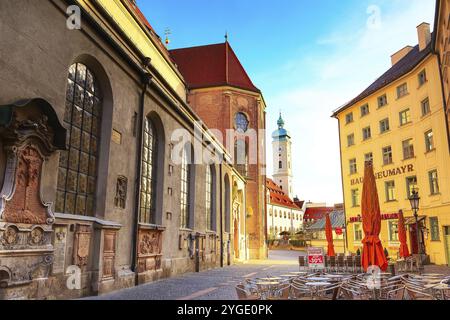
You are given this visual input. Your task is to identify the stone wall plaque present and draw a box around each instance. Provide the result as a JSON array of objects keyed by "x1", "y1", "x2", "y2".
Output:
[
  {"x1": 137, "y1": 229, "x2": 163, "y2": 273},
  {"x1": 52, "y1": 226, "x2": 67, "y2": 274},
  {"x1": 73, "y1": 224, "x2": 91, "y2": 267},
  {"x1": 111, "y1": 129, "x2": 122, "y2": 145}
]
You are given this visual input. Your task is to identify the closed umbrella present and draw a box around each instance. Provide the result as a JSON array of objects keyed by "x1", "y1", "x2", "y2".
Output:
[
  {"x1": 398, "y1": 210, "x2": 410, "y2": 258},
  {"x1": 361, "y1": 162, "x2": 388, "y2": 271},
  {"x1": 325, "y1": 212, "x2": 335, "y2": 257}
]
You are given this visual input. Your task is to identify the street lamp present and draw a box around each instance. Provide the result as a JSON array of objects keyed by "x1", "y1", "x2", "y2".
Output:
[{"x1": 409, "y1": 189, "x2": 423, "y2": 270}]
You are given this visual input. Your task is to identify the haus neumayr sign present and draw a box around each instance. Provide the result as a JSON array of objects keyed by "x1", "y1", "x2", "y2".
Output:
[{"x1": 350, "y1": 164, "x2": 415, "y2": 186}]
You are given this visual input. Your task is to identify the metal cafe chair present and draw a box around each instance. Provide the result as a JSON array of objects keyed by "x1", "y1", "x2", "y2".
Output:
[
  {"x1": 298, "y1": 256, "x2": 308, "y2": 272},
  {"x1": 354, "y1": 255, "x2": 362, "y2": 273},
  {"x1": 328, "y1": 256, "x2": 337, "y2": 273},
  {"x1": 345, "y1": 255, "x2": 355, "y2": 273},
  {"x1": 337, "y1": 255, "x2": 345, "y2": 272}
]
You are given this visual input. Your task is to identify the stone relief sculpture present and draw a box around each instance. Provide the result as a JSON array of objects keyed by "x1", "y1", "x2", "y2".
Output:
[
  {"x1": 114, "y1": 176, "x2": 127, "y2": 209},
  {"x1": 0, "y1": 101, "x2": 65, "y2": 290}
]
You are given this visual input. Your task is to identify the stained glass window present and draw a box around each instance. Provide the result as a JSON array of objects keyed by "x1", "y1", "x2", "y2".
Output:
[
  {"x1": 56, "y1": 63, "x2": 101, "y2": 216},
  {"x1": 139, "y1": 118, "x2": 157, "y2": 224}
]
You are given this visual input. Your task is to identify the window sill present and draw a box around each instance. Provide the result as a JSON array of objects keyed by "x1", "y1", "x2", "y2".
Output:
[
  {"x1": 396, "y1": 93, "x2": 410, "y2": 100},
  {"x1": 399, "y1": 122, "x2": 413, "y2": 128},
  {"x1": 385, "y1": 200, "x2": 398, "y2": 204},
  {"x1": 377, "y1": 104, "x2": 389, "y2": 110},
  {"x1": 425, "y1": 148, "x2": 436, "y2": 155},
  {"x1": 379, "y1": 130, "x2": 391, "y2": 135},
  {"x1": 429, "y1": 193, "x2": 441, "y2": 197},
  {"x1": 139, "y1": 223, "x2": 166, "y2": 231},
  {"x1": 179, "y1": 228, "x2": 194, "y2": 233},
  {"x1": 402, "y1": 156, "x2": 416, "y2": 162},
  {"x1": 421, "y1": 112, "x2": 432, "y2": 120},
  {"x1": 382, "y1": 163, "x2": 394, "y2": 168}
]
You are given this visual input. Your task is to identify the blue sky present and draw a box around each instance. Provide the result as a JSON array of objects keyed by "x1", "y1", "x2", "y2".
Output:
[{"x1": 137, "y1": 0, "x2": 436, "y2": 204}]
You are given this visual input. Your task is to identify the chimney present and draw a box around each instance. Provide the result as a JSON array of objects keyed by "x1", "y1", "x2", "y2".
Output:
[
  {"x1": 417, "y1": 22, "x2": 431, "y2": 51},
  {"x1": 391, "y1": 46, "x2": 414, "y2": 66}
]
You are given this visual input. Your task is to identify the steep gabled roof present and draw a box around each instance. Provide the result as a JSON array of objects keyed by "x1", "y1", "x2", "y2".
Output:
[
  {"x1": 170, "y1": 43, "x2": 260, "y2": 93},
  {"x1": 266, "y1": 178, "x2": 301, "y2": 210},
  {"x1": 332, "y1": 43, "x2": 433, "y2": 117}
]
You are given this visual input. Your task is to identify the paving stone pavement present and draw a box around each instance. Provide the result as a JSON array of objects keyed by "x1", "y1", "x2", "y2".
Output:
[
  {"x1": 84, "y1": 250, "x2": 450, "y2": 300},
  {"x1": 85, "y1": 250, "x2": 303, "y2": 300}
]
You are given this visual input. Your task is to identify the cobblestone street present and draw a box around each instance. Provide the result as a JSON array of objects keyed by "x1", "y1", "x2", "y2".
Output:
[
  {"x1": 85, "y1": 250, "x2": 304, "y2": 300},
  {"x1": 85, "y1": 250, "x2": 450, "y2": 300}
]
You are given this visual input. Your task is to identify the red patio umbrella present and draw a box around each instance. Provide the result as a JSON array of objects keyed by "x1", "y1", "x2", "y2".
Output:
[
  {"x1": 398, "y1": 210, "x2": 410, "y2": 258},
  {"x1": 361, "y1": 162, "x2": 388, "y2": 271},
  {"x1": 325, "y1": 212, "x2": 335, "y2": 257}
]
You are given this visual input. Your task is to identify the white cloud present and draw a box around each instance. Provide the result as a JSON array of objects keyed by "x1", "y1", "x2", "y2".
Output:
[{"x1": 263, "y1": 0, "x2": 435, "y2": 205}]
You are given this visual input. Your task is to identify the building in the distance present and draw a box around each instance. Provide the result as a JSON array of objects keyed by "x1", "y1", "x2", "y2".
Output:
[
  {"x1": 170, "y1": 40, "x2": 267, "y2": 259},
  {"x1": 333, "y1": 22, "x2": 450, "y2": 265},
  {"x1": 266, "y1": 115, "x2": 303, "y2": 239},
  {"x1": 272, "y1": 114, "x2": 294, "y2": 198},
  {"x1": 266, "y1": 178, "x2": 304, "y2": 239}
]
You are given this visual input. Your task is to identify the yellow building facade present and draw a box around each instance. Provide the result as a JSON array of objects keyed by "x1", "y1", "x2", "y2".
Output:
[{"x1": 333, "y1": 24, "x2": 450, "y2": 266}]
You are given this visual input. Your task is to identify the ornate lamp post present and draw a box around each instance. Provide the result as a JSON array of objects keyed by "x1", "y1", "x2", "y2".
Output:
[{"x1": 409, "y1": 189, "x2": 423, "y2": 271}]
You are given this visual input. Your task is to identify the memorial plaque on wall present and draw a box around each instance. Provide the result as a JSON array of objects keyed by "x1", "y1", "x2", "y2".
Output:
[{"x1": 52, "y1": 226, "x2": 67, "y2": 274}]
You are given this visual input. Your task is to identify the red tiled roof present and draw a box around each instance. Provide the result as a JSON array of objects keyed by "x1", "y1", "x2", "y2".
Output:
[
  {"x1": 170, "y1": 43, "x2": 260, "y2": 93},
  {"x1": 266, "y1": 179, "x2": 301, "y2": 210},
  {"x1": 303, "y1": 207, "x2": 334, "y2": 221}
]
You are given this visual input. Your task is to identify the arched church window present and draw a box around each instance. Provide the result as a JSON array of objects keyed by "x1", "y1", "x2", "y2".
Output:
[
  {"x1": 56, "y1": 63, "x2": 102, "y2": 216},
  {"x1": 206, "y1": 165, "x2": 216, "y2": 230},
  {"x1": 235, "y1": 112, "x2": 249, "y2": 133},
  {"x1": 139, "y1": 118, "x2": 158, "y2": 224},
  {"x1": 180, "y1": 146, "x2": 192, "y2": 229}
]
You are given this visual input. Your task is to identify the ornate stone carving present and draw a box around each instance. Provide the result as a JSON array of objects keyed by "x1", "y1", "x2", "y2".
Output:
[
  {"x1": 1, "y1": 145, "x2": 49, "y2": 225},
  {"x1": 73, "y1": 224, "x2": 91, "y2": 267},
  {"x1": 28, "y1": 227, "x2": 45, "y2": 245},
  {"x1": 137, "y1": 229, "x2": 163, "y2": 273},
  {"x1": 114, "y1": 176, "x2": 127, "y2": 209},
  {"x1": 2, "y1": 225, "x2": 18, "y2": 245}
]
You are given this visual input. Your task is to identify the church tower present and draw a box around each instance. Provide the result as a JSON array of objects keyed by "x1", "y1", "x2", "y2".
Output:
[{"x1": 272, "y1": 113, "x2": 294, "y2": 198}]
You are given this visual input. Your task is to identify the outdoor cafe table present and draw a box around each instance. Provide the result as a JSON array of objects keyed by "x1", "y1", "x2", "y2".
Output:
[
  {"x1": 305, "y1": 282, "x2": 332, "y2": 300},
  {"x1": 289, "y1": 272, "x2": 308, "y2": 275},
  {"x1": 307, "y1": 277, "x2": 331, "y2": 282},
  {"x1": 256, "y1": 281, "x2": 280, "y2": 300}
]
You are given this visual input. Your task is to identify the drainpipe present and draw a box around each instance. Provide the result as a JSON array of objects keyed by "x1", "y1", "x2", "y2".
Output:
[
  {"x1": 219, "y1": 158, "x2": 224, "y2": 268},
  {"x1": 131, "y1": 59, "x2": 152, "y2": 286}
]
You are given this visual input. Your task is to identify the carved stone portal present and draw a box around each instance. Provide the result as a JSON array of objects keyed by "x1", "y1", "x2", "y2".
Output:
[{"x1": 137, "y1": 229, "x2": 163, "y2": 273}]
